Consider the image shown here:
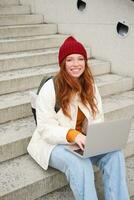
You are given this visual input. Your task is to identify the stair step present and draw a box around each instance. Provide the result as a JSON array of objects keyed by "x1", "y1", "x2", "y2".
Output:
[
  {"x1": 0, "y1": 60, "x2": 111, "y2": 95},
  {"x1": 0, "y1": 114, "x2": 133, "y2": 163},
  {"x1": 128, "y1": 156, "x2": 134, "y2": 200},
  {"x1": 0, "y1": 154, "x2": 67, "y2": 200},
  {"x1": 88, "y1": 58, "x2": 111, "y2": 76},
  {"x1": 95, "y1": 74, "x2": 133, "y2": 97},
  {"x1": 0, "y1": 47, "x2": 93, "y2": 72},
  {"x1": 0, "y1": 87, "x2": 134, "y2": 124},
  {"x1": 0, "y1": 14, "x2": 43, "y2": 26},
  {"x1": 0, "y1": 24, "x2": 58, "y2": 39},
  {"x1": 0, "y1": 34, "x2": 68, "y2": 53},
  {"x1": 0, "y1": 89, "x2": 32, "y2": 124},
  {"x1": 0, "y1": 0, "x2": 19, "y2": 5},
  {"x1": 102, "y1": 90, "x2": 134, "y2": 120},
  {"x1": 0, "y1": 65, "x2": 58, "y2": 94},
  {"x1": 124, "y1": 118, "x2": 134, "y2": 158},
  {"x1": 0, "y1": 48, "x2": 58, "y2": 72},
  {"x1": 37, "y1": 185, "x2": 74, "y2": 200},
  {"x1": 0, "y1": 154, "x2": 133, "y2": 200},
  {"x1": 0, "y1": 5, "x2": 30, "y2": 15},
  {"x1": 0, "y1": 117, "x2": 35, "y2": 162},
  {"x1": 0, "y1": 64, "x2": 118, "y2": 95}
]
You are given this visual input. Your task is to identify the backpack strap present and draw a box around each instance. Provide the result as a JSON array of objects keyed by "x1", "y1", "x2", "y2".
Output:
[
  {"x1": 32, "y1": 76, "x2": 60, "y2": 125},
  {"x1": 53, "y1": 76, "x2": 60, "y2": 113},
  {"x1": 37, "y1": 76, "x2": 52, "y2": 95},
  {"x1": 37, "y1": 76, "x2": 60, "y2": 113}
]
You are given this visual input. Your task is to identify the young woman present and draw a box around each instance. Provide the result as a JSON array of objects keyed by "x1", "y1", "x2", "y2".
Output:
[{"x1": 27, "y1": 36, "x2": 130, "y2": 200}]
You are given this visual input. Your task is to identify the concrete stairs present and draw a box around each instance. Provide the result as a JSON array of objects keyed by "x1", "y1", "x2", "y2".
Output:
[
  {"x1": 0, "y1": 5, "x2": 31, "y2": 15},
  {"x1": 0, "y1": 14, "x2": 44, "y2": 26},
  {"x1": 0, "y1": 1, "x2": 134, "y2": 200},
  {"x1": 0, "y1": 0, "x2": 20, "y2": 5},
  {"x1": 0, "y1": 35, "x2": 68, "y2": 53},
  {"x1": 0, "y1": 24, "x2": 58, "y2": 39}
]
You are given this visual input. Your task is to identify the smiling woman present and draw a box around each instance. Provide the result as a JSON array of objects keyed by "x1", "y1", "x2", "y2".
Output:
[
  {"x1": 27, "y1": 36, "x2": 130, "y2": 200},
  {"x1": 65, "y1": 54, "x2": 85, "y2": 78},
  {"x1": 56, "y1": 36, "x2": 97, "y2": 119}
]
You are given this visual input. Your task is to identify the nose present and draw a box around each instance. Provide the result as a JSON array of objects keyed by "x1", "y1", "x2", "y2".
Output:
[{"x1": 73, "y1": 59, "x2": 79, "y2": 66}]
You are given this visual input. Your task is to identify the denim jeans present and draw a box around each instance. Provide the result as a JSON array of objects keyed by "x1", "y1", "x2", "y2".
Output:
[{"x1": 49, "y1": 144, "x2": 130, "y2": 200}]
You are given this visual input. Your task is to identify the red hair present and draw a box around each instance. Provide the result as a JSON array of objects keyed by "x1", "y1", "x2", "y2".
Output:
[{"x1": 55, "y1": 59, "x2": 98, "y2": 118}]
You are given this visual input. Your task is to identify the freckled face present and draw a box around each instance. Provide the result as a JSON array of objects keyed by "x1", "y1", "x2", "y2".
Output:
[{"x1": 65, "y1": 54, "x2": 85, "y2": 78}]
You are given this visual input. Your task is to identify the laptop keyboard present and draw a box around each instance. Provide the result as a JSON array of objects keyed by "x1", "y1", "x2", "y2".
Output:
[{"x1": 74, "y1": 149, "x2": 84, "y2": 155}]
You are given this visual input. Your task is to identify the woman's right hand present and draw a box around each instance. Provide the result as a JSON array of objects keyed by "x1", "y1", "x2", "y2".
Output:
[{"x1": 74, "y1": 133, "x2": 86, "y2": 151}]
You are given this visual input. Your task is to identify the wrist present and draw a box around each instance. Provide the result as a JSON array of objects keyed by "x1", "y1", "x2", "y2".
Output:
[{"x1": 66, "y1": 129, "x2": 81, "y2": 143}]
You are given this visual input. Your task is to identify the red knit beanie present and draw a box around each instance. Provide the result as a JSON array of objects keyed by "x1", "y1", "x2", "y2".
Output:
[{"x1": 58, "y1": 36, "x2": 88, "y2": 65}]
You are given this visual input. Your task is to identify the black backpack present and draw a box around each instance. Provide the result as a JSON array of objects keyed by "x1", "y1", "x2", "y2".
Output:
[{"x1": 31, "y1": 76, "x2": 60, "y2": 125}]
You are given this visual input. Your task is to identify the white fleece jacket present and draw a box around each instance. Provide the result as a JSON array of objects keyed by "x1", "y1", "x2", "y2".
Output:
[{"x1": 27, "y1": 79, "x2": 104, "y2": 170}]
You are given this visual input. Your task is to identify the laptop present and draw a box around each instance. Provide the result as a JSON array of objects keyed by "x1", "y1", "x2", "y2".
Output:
[{"x1": 65, "y1": 118, "x2": 132, "y2": 158}]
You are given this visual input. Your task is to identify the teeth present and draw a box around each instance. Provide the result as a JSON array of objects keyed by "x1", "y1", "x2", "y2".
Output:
[{"x1": 71, "y1": 69, "x2": 80, "y2": 72}]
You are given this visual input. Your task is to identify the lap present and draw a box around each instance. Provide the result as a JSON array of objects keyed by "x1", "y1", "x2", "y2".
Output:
[
  {"x1": 49, "y1": 144, "x2": 92, "y2": 172},
  {"x1": 49, "y1": 144, "x2": 123, "y2": 172},
  {"x1": 91, "y1": 150, "x2": 124, "y2": 167}
]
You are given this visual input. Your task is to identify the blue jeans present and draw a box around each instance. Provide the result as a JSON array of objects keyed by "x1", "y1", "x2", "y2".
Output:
[{"x1": 49, "y1": 145, "x2": 130, "y2": 200}]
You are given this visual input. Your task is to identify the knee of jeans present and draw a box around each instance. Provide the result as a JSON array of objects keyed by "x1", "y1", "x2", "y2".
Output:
[
  {"x1": 99, "y1": 150, "x2": 125, "y2": 170},
  {"x1": 65, "y1": 157, "x2": 92, "y2": 177},
  {"x1": 110, "y1": 150, "x2": 124, "y2": 161}
]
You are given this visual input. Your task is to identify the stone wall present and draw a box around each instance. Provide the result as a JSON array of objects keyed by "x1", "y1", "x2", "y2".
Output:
[{"x1": 20, "y1": 0, "x2": 134, "y2": 77}]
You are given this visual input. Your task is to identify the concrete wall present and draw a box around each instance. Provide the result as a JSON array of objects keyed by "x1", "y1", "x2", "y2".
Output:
[{"x1": 20, "y1": 0, "x2": 134, "y2": 77}]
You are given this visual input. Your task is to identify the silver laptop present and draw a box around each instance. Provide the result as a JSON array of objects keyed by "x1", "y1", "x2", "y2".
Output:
[{"x1": 65, "y1": 118, "x2": 132, "y2": 158}]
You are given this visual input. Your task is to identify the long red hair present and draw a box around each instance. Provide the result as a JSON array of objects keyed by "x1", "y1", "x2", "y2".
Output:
[{"x1": 54, "y1": 59, "x2": 98, "y2": 118}]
